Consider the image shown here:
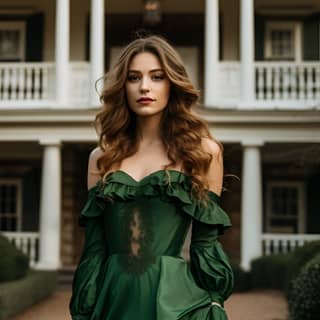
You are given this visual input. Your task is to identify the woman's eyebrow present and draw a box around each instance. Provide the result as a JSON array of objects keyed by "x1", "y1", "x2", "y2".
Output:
[{"x1": 128, "y1": 68, "x2": 164, "y2": 73}]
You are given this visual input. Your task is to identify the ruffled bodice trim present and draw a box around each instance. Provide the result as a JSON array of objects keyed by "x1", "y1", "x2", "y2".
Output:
[{"x1": 81, "y1": 170, "x2": 231, "y2": 233}]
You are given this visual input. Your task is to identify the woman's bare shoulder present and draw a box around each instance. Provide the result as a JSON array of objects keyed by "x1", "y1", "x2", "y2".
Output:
[
  {"x1": 201, "y1": 137, "x2": 224, "y2": 196},
  {"x1": 89, "y1": 146, "x2": 105, "y2": 162},
  {"x1": 201, "y1": 137, "x2": 223, "y2": 157},
  {"x1": 87, "y1": 147, "x2": 105, "y2": 190}
]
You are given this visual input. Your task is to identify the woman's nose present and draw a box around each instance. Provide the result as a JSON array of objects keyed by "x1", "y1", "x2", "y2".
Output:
[{"x1": 140, "y1": 77, "x2": 150, "y2": 93}]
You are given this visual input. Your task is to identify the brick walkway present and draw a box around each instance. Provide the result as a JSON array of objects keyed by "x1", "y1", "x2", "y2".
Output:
[{"x1": 11, "y1": 288, "x2": 288, "y2": 320}]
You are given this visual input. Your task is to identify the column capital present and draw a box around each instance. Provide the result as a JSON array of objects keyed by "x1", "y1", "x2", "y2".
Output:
[
  {"x1": 39, "y1": 139, "x2": 62, "y2": 147},
  {"x1": 241, "y1": 139, "x2": 264, "y2": 148}
]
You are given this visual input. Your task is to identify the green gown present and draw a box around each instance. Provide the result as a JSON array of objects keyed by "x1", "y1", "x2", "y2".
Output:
[{"x1": 69, "y1": 170, "x2": 234, "y2": 320}]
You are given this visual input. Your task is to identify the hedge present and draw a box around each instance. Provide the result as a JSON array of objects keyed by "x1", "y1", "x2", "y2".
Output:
[
  {"x1": 231, "y1": 263, "x2": 251, "y2": 292},
  {"x1": 0, "y1": 270, "x2": 58, "y2": 320},
  {"x1": 288, "y1": 253, "x2": 320, "y2": 320},
  {"x1": 286, "y1": 240, "x2": 320, "y2": 295},
  {"x1": 0, "y1": 234, "x2": 29, "y2": 282},
  {"x1": 250, "y1": 253, "x2": 292, "y2": 291}
]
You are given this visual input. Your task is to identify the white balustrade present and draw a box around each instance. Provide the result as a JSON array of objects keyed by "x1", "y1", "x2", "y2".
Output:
[
  {"x1": 0, "y1": 63, "x2": 54, "y2": 102},
  {"x1": 0, "y1": 62, "x2": 90, "y2": 107},
  {"x1": 262, "y1": 233, "x2": 320, "y2": 255},
  {"x1": 2, "y1": 231, "x2": 40, "y2": 267},
  {"x1": 0, "y1": 61, "x2": 319, "y2": 109},
  {"x1": 255, "y1": 62, "x2": 320, "y2": 102}
]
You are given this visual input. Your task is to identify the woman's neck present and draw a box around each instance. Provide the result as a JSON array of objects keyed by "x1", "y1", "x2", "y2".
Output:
[{"x1": 136, "y1": 114, "x2": 163, "y2": 147}]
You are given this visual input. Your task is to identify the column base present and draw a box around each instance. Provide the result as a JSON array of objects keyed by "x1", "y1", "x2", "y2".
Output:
[{"x1": 34, "y1": 261, "x2": 61, "y2": 271}]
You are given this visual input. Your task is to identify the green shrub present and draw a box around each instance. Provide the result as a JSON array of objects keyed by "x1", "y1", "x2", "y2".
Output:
[
  {"x1": 231, "y1": 263, "x2": 251, "y2": 292},
  {"x1": 0, "y1": 270, "x2": 58, "y2": 320},
  {"x1": 0, "y1": 234, "x2": 29, "y2": 282},
  {"x1": 288, "y1": 253, "x2": 320, "y2": 320},
  {"x1": 286, "y1": 240, "x2": 320, "y2": 295},
  {"x1": 250, "y1": 252, "x2": 292, "y2": 291}
]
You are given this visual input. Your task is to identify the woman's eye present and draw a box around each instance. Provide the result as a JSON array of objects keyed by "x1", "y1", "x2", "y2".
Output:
[
  {"x1": 152, "y1": 74, "x2": 165, "y2": 81},
  {"x1": 127, "y1": 75, "x2": 140, "y2": 82}
]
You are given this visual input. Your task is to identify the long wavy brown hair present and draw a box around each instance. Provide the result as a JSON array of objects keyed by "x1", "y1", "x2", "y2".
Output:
[{"x1": 95, "y1": 35, "x2": 222, "y2": 201}]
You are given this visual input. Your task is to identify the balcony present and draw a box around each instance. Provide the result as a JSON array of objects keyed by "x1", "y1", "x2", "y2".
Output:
[
  {"x1": 219, "y1": 61, "x2": 320, "y2": 109},
  {"x1": 0, "y1": 62, "x2": 90, "y2": 108},
  {"x1": 0, "y1": 61, "x2": 319, "y2": 109}
]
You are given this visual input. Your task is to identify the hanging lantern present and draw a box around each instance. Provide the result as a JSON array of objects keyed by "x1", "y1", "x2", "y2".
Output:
[{"x1": 143, "y1": 0, "x2": 162, "y2": 26}]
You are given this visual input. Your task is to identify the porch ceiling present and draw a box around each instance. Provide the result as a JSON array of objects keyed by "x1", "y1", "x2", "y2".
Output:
[{"x1": 263, "y1": 143, "x2": 320, "y2": 166}]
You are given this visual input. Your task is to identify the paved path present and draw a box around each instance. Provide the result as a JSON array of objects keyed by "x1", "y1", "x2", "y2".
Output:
[{"x1": 11, "y1": 288, "x2": 288, "y2": 320}]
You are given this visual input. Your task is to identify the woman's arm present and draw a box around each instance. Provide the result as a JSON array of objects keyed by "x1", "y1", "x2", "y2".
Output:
[
  {"x1": 69, "y1": 147, "x2": 108, "y2": 319},
  {"x1": 190, "y1": 138, "x2": 233, "y2": 306}
]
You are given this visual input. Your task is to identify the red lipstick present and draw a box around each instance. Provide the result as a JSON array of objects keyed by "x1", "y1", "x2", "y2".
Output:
[{"x1": 137, "y1": 97, "x2": 155, "y2": 105}]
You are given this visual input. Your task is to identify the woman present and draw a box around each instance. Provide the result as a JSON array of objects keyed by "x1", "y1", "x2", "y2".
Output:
[{"x1": 70, "y1": 35, "x2": 234, "y2": 320}]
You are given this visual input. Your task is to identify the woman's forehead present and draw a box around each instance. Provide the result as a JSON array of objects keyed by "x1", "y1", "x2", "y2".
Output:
[{"x1": 128, "y1": 51, "x2": 162, "y2": 70}]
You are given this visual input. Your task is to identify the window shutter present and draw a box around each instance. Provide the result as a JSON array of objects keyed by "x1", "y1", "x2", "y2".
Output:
[
  {"x1": 303, "y1": 13, "x2": 320, "y2": 61},
  {"x1": 25, "y1": 12, "x2": 44, "y2": 62},
  {"x1": 255, "y1": 14, "x2": 265, "y2": 61}
]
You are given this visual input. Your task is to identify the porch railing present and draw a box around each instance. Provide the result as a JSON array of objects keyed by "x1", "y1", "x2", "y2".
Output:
[
  {"x1": 0, "y1": 62, "x2": 90, "y2": 106},
  {"x1": 262, "y1": 233, "x2": 320, "y2": 255},
  {"x1": 217, "y1": 61, "x2": 320, "y2": 105},
  {"x1": 255, "y1": 62, "x2": 320, "y2": 101},
  {"x1": 0, "y1": 63, "x2": 55, "y2": 102},
  {"x1": 1, "y1": 61, "x2": 319, "y2": 108},
  {"x1": 2, "y1": 231, "x2": 39, "y2": 267}
]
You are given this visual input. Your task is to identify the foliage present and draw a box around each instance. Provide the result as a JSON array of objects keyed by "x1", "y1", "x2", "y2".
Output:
[
  {"x1": 231, "y1": 263, "x2": 251, "y2": 292},
  {"x1": 288, "y1": 254, "x2": 320, "y2": 320},
  {"x1": 0, "y1": 270, "x2": 58, "y2": 320},
  {"x1": 0, "y1": 234, "x2": 29, "y2": 282},
  {"x1": 250, "y1": 253, "x2": 292, "y2": 291},
  {"x1": 286, "y1": 240, "x2": 320, "y2": 295}
]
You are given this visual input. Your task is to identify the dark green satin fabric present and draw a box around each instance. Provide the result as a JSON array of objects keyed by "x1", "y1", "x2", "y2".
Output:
[{"x1": 70, "y1": 170, "x2": 234, "y2": 320}]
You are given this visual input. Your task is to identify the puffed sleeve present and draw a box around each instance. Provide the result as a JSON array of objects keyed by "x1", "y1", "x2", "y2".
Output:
[
  {"x1": 69, "y1": 185, "x2": 108, "y2": 320},
  {"x1": 188, "y1": 192, "x2": 234, "y2": 318},
  {"x1": 190, "y1": 221, "x2": 234, "y2": 303}
]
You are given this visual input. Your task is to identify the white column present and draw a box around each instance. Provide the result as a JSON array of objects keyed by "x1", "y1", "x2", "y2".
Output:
[
  {"x1": 90, "y1": 0, "x2": 105, "y2": 106},
  {"x1": 204, "y1": 0, "x2": 219, "y2": 107},
  {"x1": 241, "y1": 142, "x2": 263, "y2": 270},
  {"x1": 240, "y1": 0, "x2": 255, "y2": 104},
  {"x1": 55, "y1": 0, "x2": 70, "y2": 105},
  {"x1": 37, "y1": 141, "x2": 61, "y2": 270}
]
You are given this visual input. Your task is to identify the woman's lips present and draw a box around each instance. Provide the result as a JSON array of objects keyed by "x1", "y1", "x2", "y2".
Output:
[{"x1": 137, "y1": 97, "x2": 155, "y2": 105}]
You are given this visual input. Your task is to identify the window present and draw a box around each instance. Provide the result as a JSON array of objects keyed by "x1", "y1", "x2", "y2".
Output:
[
  {"x1": 266, "y1": 181, "x2": 305, "y2": 233},
  {"x1": 0, "y1": 21, "x2": 26, "y2": 61},
  {"x1": 265, "y1": 21, "x2": 302, "y2": 61},
  {"x1": 0, "y1": 179, "x2": 22, "y2": 231}
]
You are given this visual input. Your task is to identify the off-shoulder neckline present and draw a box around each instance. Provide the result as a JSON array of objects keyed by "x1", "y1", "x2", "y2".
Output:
[{"x1": 88, "y1": 169, "x2": 221, "y2": 201}]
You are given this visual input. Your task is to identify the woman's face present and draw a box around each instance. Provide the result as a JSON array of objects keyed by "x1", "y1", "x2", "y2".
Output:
[{"x1": 125, "y1": 51, "x2": 170, "y2": 118}]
